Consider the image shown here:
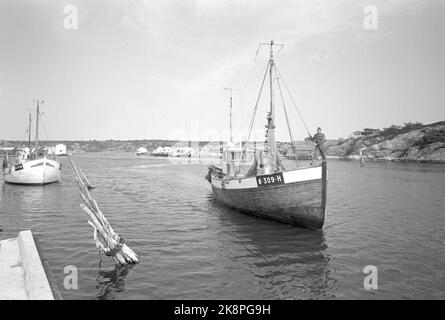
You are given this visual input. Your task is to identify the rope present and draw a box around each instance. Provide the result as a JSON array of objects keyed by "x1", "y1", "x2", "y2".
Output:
[
  {"x1": 275, "y1": 67, "x2": 300, "y2": 167},
  {"x1": 234, "y1": 60, "x2": 270, "y2": 177},
  {"x1": 235, "y1": 62, "x2": 268, "y2": 134},
  {"x1": 226, "y1": 44, "x2": 262, "y2": 90},
  {"x1": 235, "y1": 49, "x2": 268, "y2": 136},
  {"x1": 275, "y1": 64, "x2": 311, "y2": 136},
  {"x1": 233, "y1": 62, "x2": 270, "y2": 176},
  {"x1": 241, "y1": 44, "x2": 262, "y2": 90},
  {"x1": 39, "y1": 111, "x2": 51, "y2": 141},
  {"x1": 244, "y1": 60, "x2": 270, "y2": 146},
  {"x1": 38, "y1": 111, "x2": 58, "y2": 159}
]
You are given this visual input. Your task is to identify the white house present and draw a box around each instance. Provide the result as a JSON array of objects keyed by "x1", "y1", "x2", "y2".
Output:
[
  {"x1": 136, "y1": 147, "x2": 148, "y2": 155},
  {"x1": 48, "y1": 144, "x2": 67, "y2": 156}
]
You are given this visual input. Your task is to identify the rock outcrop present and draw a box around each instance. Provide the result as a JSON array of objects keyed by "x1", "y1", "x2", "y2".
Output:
[{"x1": 328, "y1": 122, "x2": 445, "y2": 163}]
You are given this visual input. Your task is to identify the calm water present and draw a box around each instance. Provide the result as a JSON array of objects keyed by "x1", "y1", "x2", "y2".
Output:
[{"x1": 0, "y1": 153, "x2": 444, "y2": 299}]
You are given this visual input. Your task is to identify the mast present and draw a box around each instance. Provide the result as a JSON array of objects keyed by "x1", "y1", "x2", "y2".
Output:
[
  {"x1": 267, "y1": 40, "x2": 277, "y2": 172},
  {"x1": 236, "y1": 41, "x2": 282, "y2": 175},
  {"x1": 34, "y1": 100, "x2": 40, "y2": 158},
  {"x1": 28, "y1": 110, "x2": 32, "y2": 151},
  {"x1": 224, "y1": 87, "x2": 238, "y2": 143},
  {"x1": 229, "y1": 93, "x2": 233, "y2": 143}
]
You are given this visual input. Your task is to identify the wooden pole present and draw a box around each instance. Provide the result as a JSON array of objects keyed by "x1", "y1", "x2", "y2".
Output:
[{"x1": 70, "y1": 158, "x2": 139, "y2": 265}]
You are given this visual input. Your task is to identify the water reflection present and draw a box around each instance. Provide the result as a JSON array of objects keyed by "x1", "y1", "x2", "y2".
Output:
[
  {"x1": 95, "y1": 260, "x2": 135, "y2": 300},
  {"x1": 207, "y1": 196, "x2": 336, "y2": 299},
  {"x1": 1, "y1": 181, "x2": 63, "y2": 212}
]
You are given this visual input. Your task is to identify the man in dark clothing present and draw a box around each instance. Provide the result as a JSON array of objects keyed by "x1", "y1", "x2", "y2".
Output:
[{"x1": 309, "y1": 127, "x2": 326, "y2": 161}]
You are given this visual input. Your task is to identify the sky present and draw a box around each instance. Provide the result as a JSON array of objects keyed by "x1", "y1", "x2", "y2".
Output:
[{"x1": 0, "y1": 0, "x2": 443, "y2": 142}]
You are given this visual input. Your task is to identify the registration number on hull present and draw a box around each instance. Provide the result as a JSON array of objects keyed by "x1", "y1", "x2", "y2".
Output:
[{"x1": 256, "y1": 172, "x2": 284, "y2": 187}]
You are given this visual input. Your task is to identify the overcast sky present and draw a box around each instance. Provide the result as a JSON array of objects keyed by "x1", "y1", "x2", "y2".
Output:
[{"x1": 0, "y1": 0, "x2": 443, "y2": 142}]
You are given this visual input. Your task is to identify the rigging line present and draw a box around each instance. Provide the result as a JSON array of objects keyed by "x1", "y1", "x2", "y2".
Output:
[
  {"x1": 240, "y1": 44, "x2": 261, "y2": 88},
  {"x1": 241, "y1": 45, "x2": 264, "y2": 90},
  {"x1": 274, "y1": 67, "x2": 300, "y2": 168},
  {"x1": 236, "y1": 64, "x2": 267, "y2": 134},
  {"x1": 244, "y1": 60, "x2": 270, "y2": 148},
  {"x1": 236, "y1": 57, "x2": 268, "y2": 128},
  {"x1": 39, "y1": 111, "x2": 51, "y2": 142},
  {"x1": 226, "y1": 44, "x2": 262, "y2": 91},
  {"x1": 275, "y1": 44, "x2": 284, "y2": 56},
  {"x1": 20, "y1": 129, "x2": 28, "y2": 141},
  {"x1": 235, "y1": 45, "x2": 283, "y2": 133},
  {"x1": 22, "y1": 111, "x2": 32, "y2": 139},
  {"x1": 236, "y1": 49, "x2": 268, "y2": 127},
  {"x1": 275, "y1": 64, "x2": 311, "y2": 136},
  {"x1": 235, "y1": 60, "x2": 270, "y2": 177},
  {"x1": 225, "y1": 47, "x2": 263, "y2": 138}
]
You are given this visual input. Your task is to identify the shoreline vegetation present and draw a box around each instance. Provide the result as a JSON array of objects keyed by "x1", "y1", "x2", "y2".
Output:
[
  {"x1": 1, "y1": 121, "x2": 444, "y2": 164},
  {"x1": 325, "y1": 121, "x2": 445, "y2": 164}
]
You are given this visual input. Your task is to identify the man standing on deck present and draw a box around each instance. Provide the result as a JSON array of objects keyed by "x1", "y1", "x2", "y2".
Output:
[{"x1": 309, "y1": 127, "x2": 326, "y2": 161}]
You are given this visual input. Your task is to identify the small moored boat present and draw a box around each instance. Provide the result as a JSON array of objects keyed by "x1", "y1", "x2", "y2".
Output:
[{"x1": 3, "y1": 100, "x2": 61, "y2": 185}]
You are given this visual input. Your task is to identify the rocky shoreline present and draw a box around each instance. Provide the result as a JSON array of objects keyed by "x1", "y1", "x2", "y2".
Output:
[
  {"x1": 1, "y1": 122, "x2": 444, "y2": 164},
  {"x1": 326, "y1": 121, "x2": 445, "y2": 164}
]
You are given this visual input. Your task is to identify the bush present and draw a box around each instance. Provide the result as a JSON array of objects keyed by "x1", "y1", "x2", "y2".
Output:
[
  {"x1": 381, "y1": 125, "x2": 402, "y2": 139},
  {"x1": 402, "y1": 122, "x2": 423, "y2": 131},
  {"x1": 415, "y1": 129, "x2": 445, "y2": 148}
]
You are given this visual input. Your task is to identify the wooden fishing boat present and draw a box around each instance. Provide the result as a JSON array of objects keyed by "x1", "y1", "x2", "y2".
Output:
[
  {"x1": 206, "y1": 41, "x2": 327, "y2": 230},
  {"x1": 3, "y1": 100, "x2": 61, "y2": 185}
]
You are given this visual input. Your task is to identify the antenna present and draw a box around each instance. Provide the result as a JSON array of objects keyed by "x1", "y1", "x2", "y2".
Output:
[
  {"x1": 259, "y1": 40, "x2": 284, "y2": 60},
  {"x1": 224, "y1": 87, "x2": 239, "y2": 143}
]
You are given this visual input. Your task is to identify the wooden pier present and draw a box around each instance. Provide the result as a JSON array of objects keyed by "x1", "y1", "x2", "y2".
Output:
[{"x1": 0, "y1": 230, "x2": 60, "y2": 300}]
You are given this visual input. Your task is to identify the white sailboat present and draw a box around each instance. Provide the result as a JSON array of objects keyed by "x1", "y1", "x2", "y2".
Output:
[{"x1": 2, "y1": 100, "x2": 61, "y2": 185}]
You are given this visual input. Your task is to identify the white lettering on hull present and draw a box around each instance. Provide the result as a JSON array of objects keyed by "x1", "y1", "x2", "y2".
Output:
[{"x1": 212, "y1": 166, "x2": 322, "y2": 190}]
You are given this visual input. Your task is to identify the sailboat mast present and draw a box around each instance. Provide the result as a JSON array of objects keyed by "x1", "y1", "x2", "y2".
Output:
[
  {"x1": 224, "y1": 87, "x2": 238, "y2": 143},
  {"x1": 34, "y1": 100, "x2": 40, "y2": 158},
  {"x1": 28, "y1": 110, "x2": 32, "y2": 151},
  {"x1": 268, "y1": 40, "x2": 277, "y2": 171},
  {"x1": 230, "y1": 94, "x2": 233, "y2": 142}
]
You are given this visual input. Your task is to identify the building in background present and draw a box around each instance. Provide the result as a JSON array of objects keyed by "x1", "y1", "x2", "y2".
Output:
[{"x1": 48, "y1": 144, "x2": 67, "y2": 156}]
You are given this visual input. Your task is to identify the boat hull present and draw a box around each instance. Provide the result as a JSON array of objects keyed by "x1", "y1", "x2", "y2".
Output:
[
  {"x1": 208, "y1": 162, "x2": 327, "y2": 230},
  {"x1": 3, "y1": 158, "x2": 61, "y2": 185}
]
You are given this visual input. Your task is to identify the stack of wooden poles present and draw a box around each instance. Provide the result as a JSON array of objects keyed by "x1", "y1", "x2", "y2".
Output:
[{"x1": 70, "y1": 158, "x2": 139, "y2": 265}]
